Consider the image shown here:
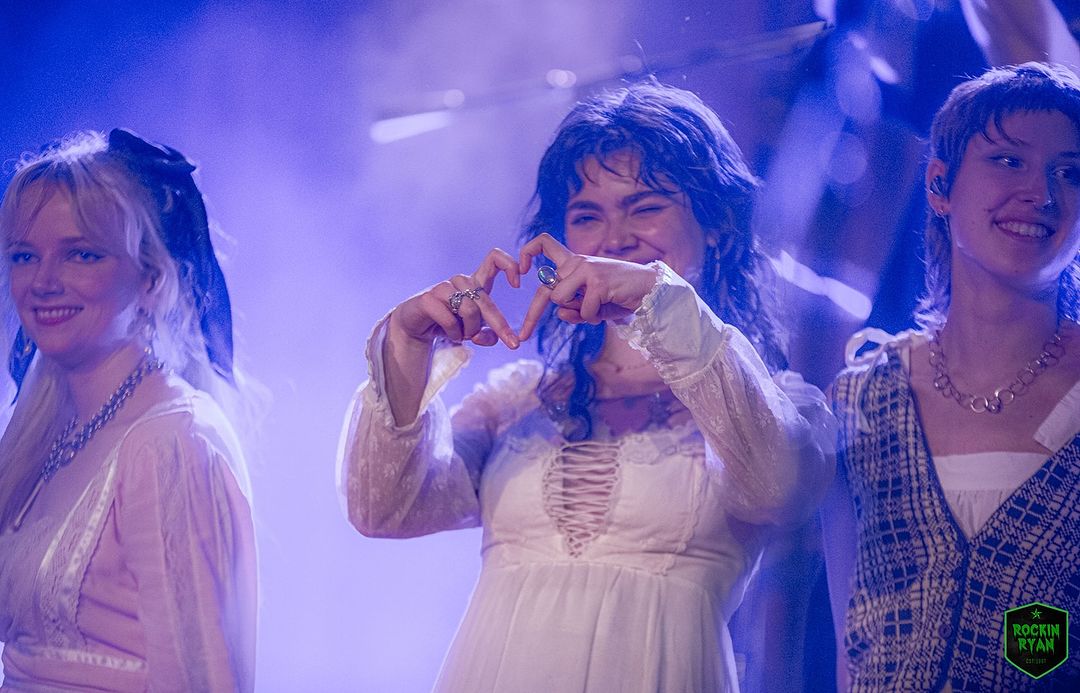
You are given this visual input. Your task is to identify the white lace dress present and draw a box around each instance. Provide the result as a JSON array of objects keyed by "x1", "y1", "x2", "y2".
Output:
[
  {"x1": 339, "y1": 264, "x2": 834, "y2": 692},
  {"x1": 0, "y1": 388, "x2": 256, "y2": 692}
]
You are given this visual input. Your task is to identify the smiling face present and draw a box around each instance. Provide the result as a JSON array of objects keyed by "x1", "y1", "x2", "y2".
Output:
[
  {"x1": 6, "y1": 187, "x2": 146, "y2": 372},
  {"x1": 930, "y1": 110, "x2": 1080, "y2": 297},
  {"x1": 563, "y1": 150, "x2": 706, "y2": 281}
]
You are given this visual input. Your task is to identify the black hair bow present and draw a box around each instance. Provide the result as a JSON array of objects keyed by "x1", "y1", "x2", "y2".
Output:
[{"x1": 108, "y1": 128, "x2": 235, "y2": 383}]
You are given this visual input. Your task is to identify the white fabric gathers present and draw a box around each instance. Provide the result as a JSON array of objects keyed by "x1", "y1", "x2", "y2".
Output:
[
  {"x1": 935, "y1": 378, "x2": 1080, "y2": 538},
  {"x1": 844, "y1": 330, "x2": 1080, "y2": 541},
  {"x1": 338, "y1": 262, "x2": 834, "y2": 692},
  {"x1": 934, "y1": 452, "x2": 1050, "y2": 538}
]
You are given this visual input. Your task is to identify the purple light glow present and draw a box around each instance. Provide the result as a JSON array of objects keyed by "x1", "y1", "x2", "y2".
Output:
[{"x1": 0, "y1": 1, "x2": 905, "y2": 690}]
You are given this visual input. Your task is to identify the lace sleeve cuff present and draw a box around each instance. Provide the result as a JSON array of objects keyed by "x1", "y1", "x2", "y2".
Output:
[
  {"x1": 363, "y1": 311, "x2": 472, "y2": 432},
  {"x1": 614, "y1": 261, "x2": 728, "y2": 384},
  {"x1": 336, "y1": 315, "x2": 484, "y2": 537}
]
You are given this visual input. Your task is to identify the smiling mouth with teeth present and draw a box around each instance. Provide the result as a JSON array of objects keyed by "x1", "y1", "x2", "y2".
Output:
[
  {"x1": 999, "y1": 221, "x2": 1052, "y2": 239},
  {"x1": 35, "y1": 307, "x2": 81, "y2": 322}
]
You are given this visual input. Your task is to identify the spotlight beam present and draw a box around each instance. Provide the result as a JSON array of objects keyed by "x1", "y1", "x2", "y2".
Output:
[{"x1": 370, "y1": 21, "x2": 831, "y2": 143}]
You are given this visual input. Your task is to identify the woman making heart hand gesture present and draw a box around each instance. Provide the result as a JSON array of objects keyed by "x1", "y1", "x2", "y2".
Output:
[{"x1": 339, "y1": 81, "x2": 834, "y2": 693}]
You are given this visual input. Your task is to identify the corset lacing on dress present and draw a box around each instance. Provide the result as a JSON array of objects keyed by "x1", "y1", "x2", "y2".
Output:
[{"x1": 543, "y1": 440, "x2": 622, "y2": 557}]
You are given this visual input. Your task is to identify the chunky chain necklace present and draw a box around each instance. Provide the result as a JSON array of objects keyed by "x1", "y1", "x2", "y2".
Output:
[
  {"x1": 10, "y1": 356, "x2": 164, "y2": 531},
  {"x1": 928, "y1": 330, "x2": 1067, "y2": 414}
]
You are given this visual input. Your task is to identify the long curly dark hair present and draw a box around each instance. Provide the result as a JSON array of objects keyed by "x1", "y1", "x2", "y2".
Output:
[{"x1": 520, "y1": 80, "x2": 787, "y2": 440}]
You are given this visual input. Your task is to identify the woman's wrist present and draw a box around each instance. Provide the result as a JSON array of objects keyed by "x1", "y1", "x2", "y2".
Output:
[
  {"x1": 386, "y1": 308, "x2": 436, "y2": 356},
  {"x1": 625, "y1": 261, "x2": 664, "y2": 313}
]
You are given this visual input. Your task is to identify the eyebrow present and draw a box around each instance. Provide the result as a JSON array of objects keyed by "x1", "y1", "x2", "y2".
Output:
[
  {"x1": 6, "y1": 233, "x2": 94, "y2": 250},
  {"x1": 995, "y1": 147, "x2": 1080, "y2": 160},
  {"x1": 566, "y1": 189, "x2": 674, "y2": 213},
  {"x1": 979, "y1": 135, "x2": 1080, "y2": 158}
]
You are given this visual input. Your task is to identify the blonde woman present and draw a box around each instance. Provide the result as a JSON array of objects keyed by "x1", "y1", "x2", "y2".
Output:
[{"x1": 0, "y1": 130, "x2": 256, "y2": 691}]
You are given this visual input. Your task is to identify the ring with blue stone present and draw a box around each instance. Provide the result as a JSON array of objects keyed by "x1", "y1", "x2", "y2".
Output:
[{"x1": 537, "y1": 265, "x2": 560, "y2": 288}]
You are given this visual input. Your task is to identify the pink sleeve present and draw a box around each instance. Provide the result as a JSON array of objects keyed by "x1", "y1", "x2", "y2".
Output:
[{"x1": 114, "y1": 415, "x2": 257, "y2": 693}]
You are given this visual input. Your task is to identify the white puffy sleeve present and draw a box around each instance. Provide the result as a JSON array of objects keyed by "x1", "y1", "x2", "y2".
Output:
[
  {"x1": 114, "y1": 404, "x2": 256, "y2": 693},
  {"x1": 337, "y1": 316, "x2": 540, "y2": 538},
  {"x1": 618, "y1": 262, "x2": 835, "y2": 525}
]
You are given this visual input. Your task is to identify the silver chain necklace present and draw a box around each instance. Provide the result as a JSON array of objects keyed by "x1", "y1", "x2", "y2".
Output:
[
  {"x1": 10, "y1": 356, "x2": 164, "y2": 531},
  {"x1": 928, "y1": 331, "x2": 1067, "y2": 414}
]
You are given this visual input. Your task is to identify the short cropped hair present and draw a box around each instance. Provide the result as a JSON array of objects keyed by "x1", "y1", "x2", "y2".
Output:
[{"x1": 918, "y1": 62, "x2": 1080, "y2": 330}]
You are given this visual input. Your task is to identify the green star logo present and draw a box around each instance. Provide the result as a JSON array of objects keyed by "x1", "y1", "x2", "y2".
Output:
[{"x1": 1004, "y1": 602, "x2": 1069, "y2": 679}]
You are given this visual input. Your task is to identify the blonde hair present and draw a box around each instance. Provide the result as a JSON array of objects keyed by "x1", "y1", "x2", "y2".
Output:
[{"x1": 0, "y1": 131, "x2": 239, "y2": 528}]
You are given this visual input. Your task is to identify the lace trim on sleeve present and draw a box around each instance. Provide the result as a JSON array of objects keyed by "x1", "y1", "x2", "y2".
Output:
[
  {"x1": 340, "y1": 389, "x2": 481, "y2": 537},
  {"x1": 614, "y1": 262, "x2": 729, "y2": 385},
  {"x1": 614, "y1": 261, "x2": 668, "y2": 355},
  {"x1": 615, "y1": 263, "x2": 831, "y2": 524},
  {"x1": 675, "y1": 338, "x2": 813, "y2": 523},
  {"x1": 335, "y1": 310, "x2": 483, "y2": 537},
  {"x1": 363, "y1": 313, "x2": 471, "y2": 431},
  {"x1": 340, "y1": 324, "x2": 544, "y2": 538}
]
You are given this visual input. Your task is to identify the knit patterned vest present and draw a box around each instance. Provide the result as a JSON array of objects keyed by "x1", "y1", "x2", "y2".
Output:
[{"x1": 833, "y1": 346, "x2": 1080, "y2": 691}]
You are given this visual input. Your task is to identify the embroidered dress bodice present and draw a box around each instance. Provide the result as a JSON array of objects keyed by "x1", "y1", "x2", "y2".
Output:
[
  {"x1": 339, "y1": 264, "x2": 835, "y2": 692},
  {"x1": 0, "y1": 389, "x2": 256, "y2": 692},
  {"x1": 832, "y1": 333, "x2": 1080, "y2": 692}
]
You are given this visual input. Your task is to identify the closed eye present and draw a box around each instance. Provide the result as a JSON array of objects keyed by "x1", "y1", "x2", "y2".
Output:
[{"x1": 569, "y1": 213, "x2": 601, "y2": 226}]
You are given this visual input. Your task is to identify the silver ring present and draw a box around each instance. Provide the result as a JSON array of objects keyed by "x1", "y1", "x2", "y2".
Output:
[
  {"x1": 448, "y1": 291, "x2": 466, "y2": 315},
  {"x1": 449, "y1": 287, "x2": 484, "y2": 316},
  {"x1": 537, "y1": 265, "x2": 559, "y2": 288}
]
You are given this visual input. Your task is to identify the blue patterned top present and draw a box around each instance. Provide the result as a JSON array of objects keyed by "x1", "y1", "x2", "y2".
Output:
[{"x1": 832, "y1": 344, "x2": 1080, "y2": 691}]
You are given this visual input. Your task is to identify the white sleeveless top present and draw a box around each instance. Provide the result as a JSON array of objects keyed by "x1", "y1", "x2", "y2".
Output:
[
  {"x1": 934, "y1": 378, "x2": 1080, "y2": 538},
  {"x1": 846, "y1": 329, "x2": 1080, "y2": 540}
]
